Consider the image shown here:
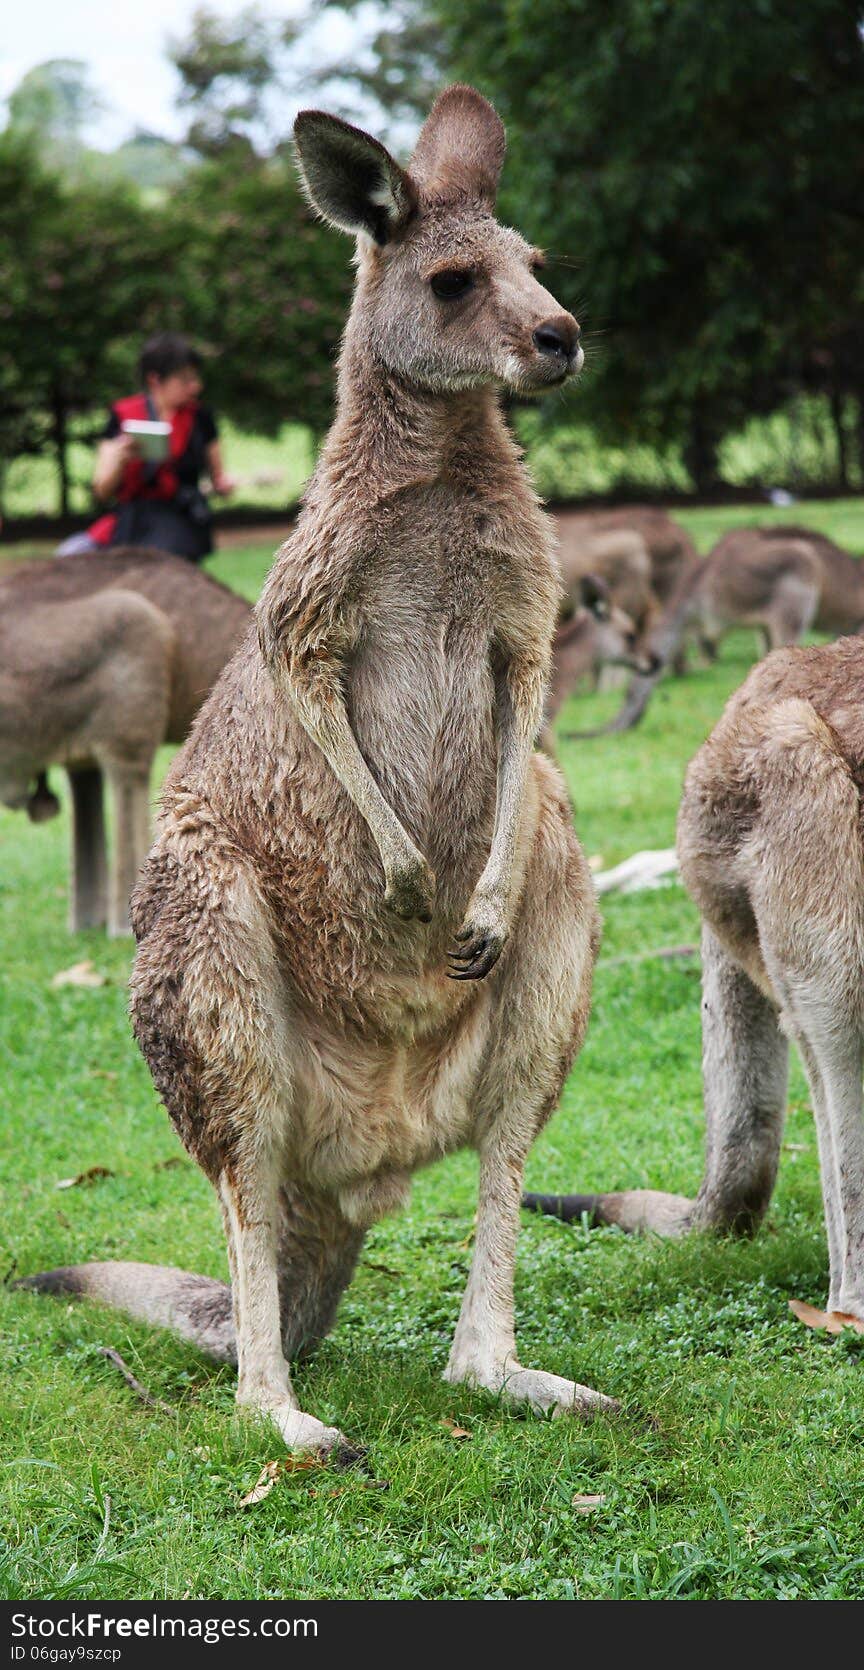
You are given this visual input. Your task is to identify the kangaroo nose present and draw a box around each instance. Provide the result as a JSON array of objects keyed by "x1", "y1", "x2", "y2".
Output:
[{"x1": 533, "y1": 317, "x2": 581, "y2": 359}]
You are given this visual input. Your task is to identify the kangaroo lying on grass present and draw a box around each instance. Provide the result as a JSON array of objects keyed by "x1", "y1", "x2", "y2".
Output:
[
  {"x1": 583, "y1": 524, "x2": 863, "y2": 737},
  {"x1": 0, "y1": 550, "x2": 249, "y2": 936},
  {"x1": 526, "y1": 636, "x2": 864, "y2": 1326},
  {"x1": 19, "y1": 88, "x2": 616, "y2": 1456}
]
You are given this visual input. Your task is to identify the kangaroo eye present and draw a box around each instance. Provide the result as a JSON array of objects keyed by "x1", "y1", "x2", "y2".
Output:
[{"x1": 430, "y1": 269, "x2": 475, "y2": 300}]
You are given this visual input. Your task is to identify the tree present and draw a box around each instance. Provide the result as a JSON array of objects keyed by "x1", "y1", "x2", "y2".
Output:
[
  {"x1": 0, "y1": 134, "x2": 185, "y2": 513},
  {"x1": 168, "y1": 5, "x2": 291, "y2": 158},
  {"x1": 173, "y1": 151, "x2": 351, "y2": 435},
  {"x1": 322, "y1": 0, "x2": 864, "y2": 490},
  {"x1": 6, "y1": 60, "x2": 103, "y2": 165}
]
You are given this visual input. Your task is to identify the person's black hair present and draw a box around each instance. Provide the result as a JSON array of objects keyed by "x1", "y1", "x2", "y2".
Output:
[{"x1": 139, "y1": 333, "x2": 203, "y2": 383}]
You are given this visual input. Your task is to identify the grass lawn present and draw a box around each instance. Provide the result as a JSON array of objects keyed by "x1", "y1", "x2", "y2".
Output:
[{"x1": 2, "y1": 500, "x2": 864, "y2": 1601}]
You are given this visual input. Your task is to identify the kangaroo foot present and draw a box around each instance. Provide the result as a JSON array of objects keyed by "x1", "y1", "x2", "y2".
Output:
[
  {"x1": 443, "y1": 1356, "x2": 618, "y2": 1418},
  {"x1": 239, "y1": 1391, "x2": 359, "y2": 1462}
]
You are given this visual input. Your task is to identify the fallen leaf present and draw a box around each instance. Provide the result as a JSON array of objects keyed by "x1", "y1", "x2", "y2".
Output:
[
  {"x1": 239, "y1": 1460, "x2": 282, "y2": 1507},
  {"x1": 239, "y1": 1455, "x2": 322, "y2": 1507},
  {"x1": 51, "y1": 960, "x2": 106, "y2": 989},
  {"x1": 572, "y1": 1493, "x2": 606, "y2": 1513},
  {"x1": 471, "y1": 1543, "x2": 487, "y2": 1555},
  {"x1": 55, "y1": 1166, "x2": 114, "y2": 1190},
  {"x1": 789, "y1": 1299, "x2": 864, "y2": 1336},
  {"x1": 440, "y1": 1417, "x2": 472, "y2": 1440},
  {"x1": 154, "y1": 1156, "x2": 187, "y2": 1172}
]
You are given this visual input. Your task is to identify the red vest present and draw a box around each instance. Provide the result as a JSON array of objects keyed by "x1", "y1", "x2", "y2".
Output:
[{"x1": 88, "y1": 394, "x2": 198, "y2": 545}]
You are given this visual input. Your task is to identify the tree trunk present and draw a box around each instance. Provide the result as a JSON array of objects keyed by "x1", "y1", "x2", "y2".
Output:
[
  {"x1": 683, "y1": 415, "x2": 720, "y2": 496},
  {"x1": 52, "y1": 391, "x2": 70, "y2": 518},
  {"x1": 830, "y1": 388, "x2": 849, "y2": 492}
]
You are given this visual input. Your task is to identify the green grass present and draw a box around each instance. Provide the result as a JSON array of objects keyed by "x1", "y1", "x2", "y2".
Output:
[{"x1": 2, "y1": 501, "x2": 864, "y2": 1600}]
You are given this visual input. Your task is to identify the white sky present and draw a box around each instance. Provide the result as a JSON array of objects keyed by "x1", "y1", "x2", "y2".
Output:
[{"x1": 0, "y1": 0, "x2": 367, "y2": 148}]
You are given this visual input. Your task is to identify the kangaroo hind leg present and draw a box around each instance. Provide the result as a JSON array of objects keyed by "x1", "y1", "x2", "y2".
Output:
[
  {"x1": 524, "y1": 922, "x2": 788, "y2": 1238},
  {"x1": 447, "y1": 762, "x2": 616, "y2": 1417},
  {"x1": 131, "y1": 851, "x2": 359, "y2": 1457}
]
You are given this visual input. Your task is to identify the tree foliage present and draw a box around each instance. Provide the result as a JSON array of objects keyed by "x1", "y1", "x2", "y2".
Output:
[
  {"x1": 167, "y1": 4, "x2": 299, "y2": 158},
  {"x1": 407, "y1": 0, "x2": 864, "y2": 486},
  {"x1": 3, "y1": 3, "x2": 863, "y2": 508},
  {"x1": 175, "y1": 154, "x2": 351, "y2": 434},
  {"x1": 0, "y1": 133, "x2": 187, "y2": 512},
  {"x1": 6, "y1": 59, "x2": 103, "y2": 159}
]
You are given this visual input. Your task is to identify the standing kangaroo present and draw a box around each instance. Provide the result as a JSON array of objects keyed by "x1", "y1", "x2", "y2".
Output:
[
  {"x1": 19, "y1": 88, "x2": 614, "y2": 1454},
  {"x1": 0, "y1": 550, "x2": 249, "y2": 935},
  {"x1": 525, "y1": 638, "x2": 864, "y2": 1325}
]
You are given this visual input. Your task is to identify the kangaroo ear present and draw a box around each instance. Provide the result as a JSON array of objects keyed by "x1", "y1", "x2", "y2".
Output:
[
  {"x1": 579, "y1": 575, "x2": 610, "y2": 619},
  {"x1": 294, "y1": 110, "x2": 416, "y2": 244},
  {"x1": 409, "y1": 85, "x2": 505, "y2": 206}
]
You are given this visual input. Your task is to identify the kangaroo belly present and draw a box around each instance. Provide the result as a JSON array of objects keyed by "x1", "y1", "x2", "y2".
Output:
[
  {"x1": 348, "y1": 616, "x2": 498, "y2": 900},
  {"x1": 292, "y1": 992, "x2": 490, "y2": 1211}
]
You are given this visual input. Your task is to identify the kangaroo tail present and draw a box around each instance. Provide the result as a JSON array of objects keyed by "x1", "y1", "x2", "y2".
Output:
[
  {"x1": 13, "y1": 1261, "x2": 236, "y2": 1364},
  {"x1": 522, "y1": 1188, "x2": 694, "y2": 1235}
]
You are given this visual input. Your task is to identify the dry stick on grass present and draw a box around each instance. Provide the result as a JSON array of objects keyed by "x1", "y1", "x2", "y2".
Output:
[
  {"x1": 96, "y1": 1347, "x2": 173, "y2": 1415},
  {"x1": 601, "y1": 943, "x2": 699, "y2": 968}
]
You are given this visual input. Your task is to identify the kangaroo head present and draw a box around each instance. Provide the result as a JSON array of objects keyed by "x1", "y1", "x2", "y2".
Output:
[
  {"x1": 294, "y1": 85, "x2": 582, "y2": 396},
  {"x1": 578, "y1": 576, "x2": 659, "y2": 675}
]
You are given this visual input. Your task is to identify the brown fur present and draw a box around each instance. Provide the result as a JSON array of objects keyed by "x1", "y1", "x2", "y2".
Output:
[
  {"x1": 594, "y1": 524, "x2": 863, "y2": 736},
  {"x1": 0, "y1": 549, "x2": 249, "y2": 933},
  {"x1": 542, "y1": 580, "x2": 656, "y2": 753},
  {"x1": 528, "y1": 638, "x2": 864, "y2": 1320},
  {"x1": 555, "y1": 506, "x2": 698, "y2": 626},
  {"x1": 20, "y1": 88, "x2": 614, "y2": 1454}
]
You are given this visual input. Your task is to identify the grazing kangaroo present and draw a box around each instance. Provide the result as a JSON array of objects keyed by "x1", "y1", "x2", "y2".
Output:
[
  {"x1": 555, "y1": 520, "x2": 658, "y2": 642},
  {"x1": 526, "y1": 636, "x2": 864, "y2": 1324},
  {"x1": 583, "y1": 524, "x2": 864, "y2": 738},
  {"x1": 0, "y1": 550, "x2": 249, "y2": 935},
  {"x1": 555, "y1": 505, "x2": 697, "y2": 618},
  {"x1": 542, "y1": 577, "x2": 656, "y2": 752},
  {"x1": 19, "y1": 88, "x2": 615, "y2": 1455}
]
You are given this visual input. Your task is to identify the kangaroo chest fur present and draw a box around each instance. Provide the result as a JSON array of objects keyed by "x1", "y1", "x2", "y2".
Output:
[
  {"x1": 347, "y1": 483, "x2": 514, "y2": 863},
  {"x1": 159, "y1": 465, "x2": 554, "y2": 1044}
]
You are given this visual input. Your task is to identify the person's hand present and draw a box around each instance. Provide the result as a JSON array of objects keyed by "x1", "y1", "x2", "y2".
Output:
[
  {"x1": 93, "y1": 431, "x2": 139, "y2": 503},
  {"x1": 211, "y1": 474, "x2": 236, "y2": 497},
  {"x1": 112, "y1": 432, "x2": 139, "y2": 464}
]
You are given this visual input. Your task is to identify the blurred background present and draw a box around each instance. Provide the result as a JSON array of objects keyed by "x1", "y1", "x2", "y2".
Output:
[{"x1": 2, "y1": 0, "x2": 863, "y2": 534}]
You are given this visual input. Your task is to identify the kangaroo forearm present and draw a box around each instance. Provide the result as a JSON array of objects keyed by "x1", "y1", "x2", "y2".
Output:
[
  {"x1": 478, "y1": 663, "x2": 544, "y2": 904},
  {"x1": 290, "y1": 681, "x2": 419, "y2": 874}
]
